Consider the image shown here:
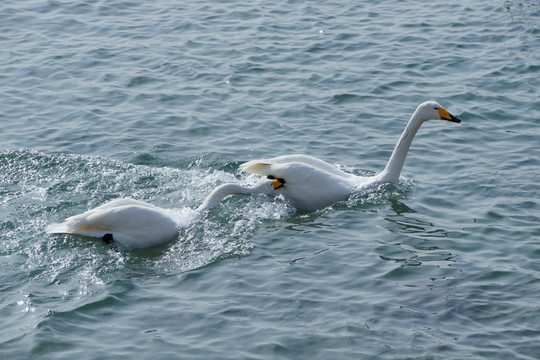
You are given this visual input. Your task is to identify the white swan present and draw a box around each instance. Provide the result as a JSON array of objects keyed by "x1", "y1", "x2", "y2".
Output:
[
  {"x1": 46, "y1": 198, "x2": 191, "y2": 249},
  {"x1": 215, "y1": 101, "x2": 461, "y2": 211}
]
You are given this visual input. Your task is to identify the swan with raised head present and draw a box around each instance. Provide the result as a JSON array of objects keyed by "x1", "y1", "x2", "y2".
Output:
[{"x1": 205, "y1": 101, "x2": 462, "y2": 211}]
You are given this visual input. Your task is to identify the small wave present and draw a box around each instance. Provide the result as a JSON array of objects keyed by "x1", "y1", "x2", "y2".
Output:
[{"x1": 330, "y1": 93, "x2": 361, "y2": 105}]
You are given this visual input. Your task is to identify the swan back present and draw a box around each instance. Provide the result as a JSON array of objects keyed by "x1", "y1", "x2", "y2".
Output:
[{"x1": 241, "y1": 154, "x2": 353, "y2": 178}]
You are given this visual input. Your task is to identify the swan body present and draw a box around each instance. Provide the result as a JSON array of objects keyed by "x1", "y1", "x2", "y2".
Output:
[
  {"x1": 236, "y1": 101, "x2": 461, "y2": 210},
  {"x1": 46, "y1": 198, "x2": 182, "y2": 249}
]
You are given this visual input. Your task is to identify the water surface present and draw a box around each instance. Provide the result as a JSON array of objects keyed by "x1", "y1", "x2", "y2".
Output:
[{"x1": 1, "y1": 0, "x2": 539, "y2": 358}]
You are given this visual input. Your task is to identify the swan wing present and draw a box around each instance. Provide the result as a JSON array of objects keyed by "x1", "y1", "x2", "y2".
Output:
[
  {"x1": 46, "y1": 207, "x2": 116, "y2": 236},
  {"x1": 241, "y1": 154, "x2": 352, "y2": 178},
  {"x1": 48, "y1": 205, "x2": 151, "y2": 235}
]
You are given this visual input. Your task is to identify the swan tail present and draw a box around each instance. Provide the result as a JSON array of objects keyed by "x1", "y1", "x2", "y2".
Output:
[
  {"x1": 46, "y1": 222, "x2": 109, "y2": 239},
  {"x1": 45, "y1": 222, "x2": 70, "y2": 234}
]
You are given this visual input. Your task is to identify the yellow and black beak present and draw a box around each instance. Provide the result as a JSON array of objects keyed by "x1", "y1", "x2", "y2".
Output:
[
  {"x1": 267, "y1": 175, "x2": 285, "y2": 190},
  {"x1": 437, "y1": 107, "x2": 461, "y2": 123}
]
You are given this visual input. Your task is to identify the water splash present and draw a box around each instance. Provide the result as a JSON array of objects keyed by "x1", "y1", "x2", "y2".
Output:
[{"x1": 1, "y1": 148, "x2": 414, "y2": 281}]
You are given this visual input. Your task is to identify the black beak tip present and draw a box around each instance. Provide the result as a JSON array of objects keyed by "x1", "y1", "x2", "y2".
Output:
[{"x1": 450, "y1": 114, "x2": 462, "y2": 123}]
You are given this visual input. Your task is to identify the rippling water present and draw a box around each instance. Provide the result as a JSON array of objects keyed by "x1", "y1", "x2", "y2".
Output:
[{"x1": 1, "y1": 0, "x2": 539, "y2": 358}]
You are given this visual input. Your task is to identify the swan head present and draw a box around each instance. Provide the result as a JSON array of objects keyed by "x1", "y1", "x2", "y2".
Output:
[{"x1": 415, "y1": 101, "x2": 461, "y2": 124}]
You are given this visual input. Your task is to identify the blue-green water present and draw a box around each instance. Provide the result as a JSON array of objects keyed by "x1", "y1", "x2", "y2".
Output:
[{"x1": 1, "y1": 0, "x2": 539, "y2": 358}]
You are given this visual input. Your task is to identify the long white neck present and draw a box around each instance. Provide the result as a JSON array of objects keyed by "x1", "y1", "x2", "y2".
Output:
[
  {"x1": 195, "y1": 179, "x2": 272, "y2": 213},
  {"x1": 375, "y1": 111, "x2": 424, "y2": 183}
]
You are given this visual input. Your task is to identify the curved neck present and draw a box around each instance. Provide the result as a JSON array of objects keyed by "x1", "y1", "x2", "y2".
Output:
[
  {"x1": 376, "y1": 113, "x2": 424, "y2": 183},
  {"x1": 195, "y1": 180, "x2": 272, "y2": 213}
]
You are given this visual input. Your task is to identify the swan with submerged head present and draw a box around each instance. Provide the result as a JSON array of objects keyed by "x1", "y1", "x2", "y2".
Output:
[
  {"x1": 46, "y1": 198, "x2": 187, "y2": 249},
  {"x1": 197, "y1": 100, "x2": 462, "y2": 211}
]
